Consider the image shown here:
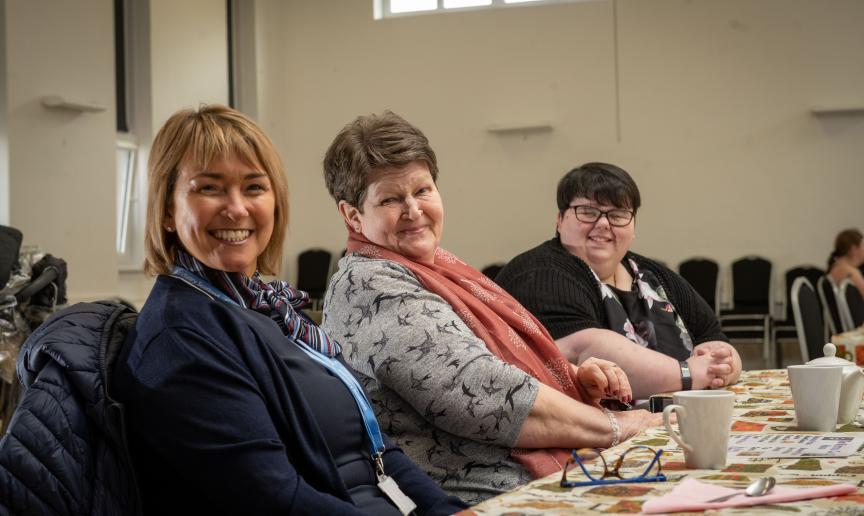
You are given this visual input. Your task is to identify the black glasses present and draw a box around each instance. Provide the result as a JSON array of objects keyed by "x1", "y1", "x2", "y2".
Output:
[
  {"x1": 560, "y1": 446, "x2": 667, "y2": 487},
  {"x1": 569, "y1": 205, "x2": 634, "y2": 227}
]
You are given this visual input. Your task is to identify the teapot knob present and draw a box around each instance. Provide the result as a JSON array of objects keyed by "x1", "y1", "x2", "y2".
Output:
[{"x1": 823, "y1": 343, "x2": 837, "y2": 358}]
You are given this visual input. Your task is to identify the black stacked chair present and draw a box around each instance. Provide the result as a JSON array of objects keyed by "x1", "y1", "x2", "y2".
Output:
[
  {"x1": 772, "y1": 266, "x2": 824, "y2": 363},
  {"x1": 720, "y1": 256, "x2": 774, "y2": 367},
  {"x1": 838, "y1": 279, "x2": 864, "y2": 330},
  {"x1": 296, "y1": 248, "x2": 332, "y2": 311},
  {"x1": 0, "y1": 225, "x2": 23, "y2": 290},
  {"x1": 817, "y1": 275, "x2": 844, "y2": 336},
  {"x1": 481, "y1": 263, "x2": 506, "y2": 282},
  {"x1": 790, "y1": 277, "x2": 826, "y2": 362},
  {"x1": 678, "y1": 258, "x2": 720, "y2": 314}
]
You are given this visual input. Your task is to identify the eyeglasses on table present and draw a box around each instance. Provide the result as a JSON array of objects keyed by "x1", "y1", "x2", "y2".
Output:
[{"x1": 560, "y1": 445, "x2": 667, "y2": 488}]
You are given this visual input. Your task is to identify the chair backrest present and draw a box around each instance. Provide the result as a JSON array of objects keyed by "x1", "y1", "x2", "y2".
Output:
[
  {"x1": 783, "y1": 266, "x2": 824, "y2": 320},
  {"x1": 838, "y1": 279, "x2": 864, "y2": 330},
  {"x1": 296, "y1": 248, "x2": 333, "y2": 299},
  {"x1": 678, "y1": 258, "x2": 720, "y2": 313},
  {"x1": 730, "y1": 256, "x2": 772, "y2": 313},
  {"x1": 481, "y1": 263, "x2": 506, "y2": 281},
  {"x1": 0, "y1": 225, "x2": 23, "y2": 288},
  {"x1": 791, "y1": 277, "x2": 825, "y2": 362},
  {"x1": 816, "y1": 275, "x2": 843, "y2": 336}
]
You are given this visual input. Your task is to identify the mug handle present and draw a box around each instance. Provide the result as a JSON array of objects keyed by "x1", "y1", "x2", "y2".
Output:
[{"x1": 663, "y1": 404, "x2": 693, "y2": 454}]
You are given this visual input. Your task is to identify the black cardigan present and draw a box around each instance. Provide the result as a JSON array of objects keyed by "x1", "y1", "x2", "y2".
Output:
[{"x1": 497, "y1": 238, "x2": 727, "y2": 348}]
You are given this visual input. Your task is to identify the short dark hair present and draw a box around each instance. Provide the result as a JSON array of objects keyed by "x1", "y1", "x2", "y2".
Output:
[
  {"x1": 323, "y1": 111, "x2": 438, "y2": 210},
  {"x1": 556, "y1": 162, "x2": 641, "y2": 214}
]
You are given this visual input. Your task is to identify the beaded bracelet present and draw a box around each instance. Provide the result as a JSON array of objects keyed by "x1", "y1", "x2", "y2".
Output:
[{"x1": 602, "y1": 407, "x2": 622, "y2": 448}]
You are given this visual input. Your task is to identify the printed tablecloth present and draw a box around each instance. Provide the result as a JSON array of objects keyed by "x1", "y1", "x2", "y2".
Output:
[{"x1": 462, "y1": 370, "x2": 864, "y2": 515}]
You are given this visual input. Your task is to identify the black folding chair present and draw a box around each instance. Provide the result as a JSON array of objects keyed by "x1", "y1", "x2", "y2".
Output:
[
  {"x1": 790, "y1": 277, "x2": 826, "y2": 362},
  {"x1": 678, "y1": 258, "x2": 720, "y2": 314},
  {"x1": 720, "y1": 256, "x2": 774, "y2": 367},
  {"x1": 837, "y1": 279, "x2": 864, "y2": 330},
  {"x1": 296, "y1": 248, "x2": 332, "y2": 311},
  {"x1": 773, "y1": 266, "x2": 824, "y2": 363},
  {"x1": 0, "y1": 226, "x2": 23, "y2": 289},
  {"x1": 817, "y1": 275, "x2": 844, "y2": 336}
]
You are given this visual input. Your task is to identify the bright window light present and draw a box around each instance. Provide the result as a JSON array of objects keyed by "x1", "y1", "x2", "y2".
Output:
[
  {"x1": 379, "y1": 0, "x2": 587, "y2": 18},
  {"x1": 390, "y1": 0, "x2": 437, "y2": 13},
  {"x1": 444, "y1": 0, "x2": 492, "y2": 8},
  {"x1": 116, "y1": 143, "x2": 136, "y2": 255}
]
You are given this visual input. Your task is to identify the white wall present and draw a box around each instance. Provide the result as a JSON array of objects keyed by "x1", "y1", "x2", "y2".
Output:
[
  {"x1": 149, "y1": 0, "x2": 229, "y2": 128},
  {"x1": 4, "y1": 0, "x2": 863, "y2": 307},
  {"x1": 4, "y1": 0, "x2": 117, "y2": 300},
  {"x1": 255, "y1": 0, "x2": 864, "y2": 301}
]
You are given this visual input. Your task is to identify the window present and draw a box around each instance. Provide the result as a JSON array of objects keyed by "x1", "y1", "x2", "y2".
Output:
[
  {"x1": 114, "y1": 0, "x2": 150, "y2": 268},
  {"x1": 115, "y1": 0, "x2": 135, "y2": 258},
  {"x1": 116, "y1": 141, "x2": 136, "y2": 255},
  {"x1": 377, "y1": 0, "x2": 577, "y2": 18}
]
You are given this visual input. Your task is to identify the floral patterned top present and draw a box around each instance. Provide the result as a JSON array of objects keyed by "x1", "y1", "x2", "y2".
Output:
[{"x1": 598, "y1": 258, "x2": 694, "y2": 361}]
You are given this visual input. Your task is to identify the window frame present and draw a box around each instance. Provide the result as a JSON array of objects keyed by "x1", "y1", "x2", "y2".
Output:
[
  {"x1": 376, "y1": 0, "x2": 591, "y2": 19},
  {"x1": 114, "y1": 0, "x2": 151, "y2": 270}
]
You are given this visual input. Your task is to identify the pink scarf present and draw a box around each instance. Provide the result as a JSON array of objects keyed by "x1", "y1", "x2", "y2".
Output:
[{"x1": 347, "y1": 230, "x2": 589, "y2": 478}]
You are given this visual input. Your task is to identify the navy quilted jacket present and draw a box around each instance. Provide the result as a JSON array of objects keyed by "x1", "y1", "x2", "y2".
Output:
[{"x1": 0, "y1": 301, "x2": 142, "y2": 515}]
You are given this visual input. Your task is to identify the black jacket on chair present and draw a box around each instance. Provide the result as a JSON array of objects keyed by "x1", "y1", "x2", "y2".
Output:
[{"x1": 0, "y1": 301, "x2": 142, "y2": 516}]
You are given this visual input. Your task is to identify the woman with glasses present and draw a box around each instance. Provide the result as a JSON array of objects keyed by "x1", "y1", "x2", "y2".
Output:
[
  {"x1": 321, "y1": 113, "x2": 661, "y2": 504},
  {"x1": 497, "y1": 163, "x2": 741, "y2": 400}
]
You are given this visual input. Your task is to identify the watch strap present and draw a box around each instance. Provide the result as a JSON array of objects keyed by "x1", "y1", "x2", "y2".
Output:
[{"x1": 679, "y1": 360, "x2": 692, "y2": 390}]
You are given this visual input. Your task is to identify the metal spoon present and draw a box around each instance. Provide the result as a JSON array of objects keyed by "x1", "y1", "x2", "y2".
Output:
[{"x1": 705, "y1": 476, "x2": 776, "y2": 503}]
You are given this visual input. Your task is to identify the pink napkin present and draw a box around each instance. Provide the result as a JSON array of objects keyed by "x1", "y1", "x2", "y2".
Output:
[{"x1": 642, "y1": 477, "x2": 856, "y2": 513}]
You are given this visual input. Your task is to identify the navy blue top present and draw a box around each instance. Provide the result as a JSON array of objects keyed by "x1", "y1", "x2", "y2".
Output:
[{"x1": 113, "y1": 275, "x2": 466, "y2": 515}]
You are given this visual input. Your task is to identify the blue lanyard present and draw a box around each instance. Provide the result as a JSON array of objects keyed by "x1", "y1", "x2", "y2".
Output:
[{"x1": 170, "y1": 267, "x2": 388, "y2": 469}]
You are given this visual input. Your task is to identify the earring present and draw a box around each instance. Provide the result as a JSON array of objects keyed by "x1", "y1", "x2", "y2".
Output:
[{"x1": 165, "y1": 226, "x2": 174, "y2": 232}]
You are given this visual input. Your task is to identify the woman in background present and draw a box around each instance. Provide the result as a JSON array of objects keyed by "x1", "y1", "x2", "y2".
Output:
[
  {"x1": 828, "y1": 228, "x2": 864, "y2": 296},
  {"x1": 113, "y1": 105, "x2": 465, "y2": 515}
]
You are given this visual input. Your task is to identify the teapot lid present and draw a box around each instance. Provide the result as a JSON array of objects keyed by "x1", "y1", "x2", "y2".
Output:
[{"x1": 807, "y1": 343, "x2": 856, "y2": 366}]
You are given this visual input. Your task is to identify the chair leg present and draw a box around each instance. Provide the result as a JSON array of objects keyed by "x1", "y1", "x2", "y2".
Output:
[{"x1": 776, "y1": 340, "x2": 784, "y2": 368}]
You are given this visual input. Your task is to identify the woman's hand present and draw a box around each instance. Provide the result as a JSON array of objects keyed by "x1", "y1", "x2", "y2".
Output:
[
  {"x1": 616, "y1": 409, "x2": 664, "y2": 442},
  {"x1": 691, "y1": 341, "x2": 742, "y2": 388},
  {"x1": 573, "y1": 358, "x2": 632, "y2": 405}
]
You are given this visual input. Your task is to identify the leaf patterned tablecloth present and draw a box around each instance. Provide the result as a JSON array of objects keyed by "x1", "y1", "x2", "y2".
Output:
[{"x1": 462, "y1": 370, "x2": 864, "y2": 515}]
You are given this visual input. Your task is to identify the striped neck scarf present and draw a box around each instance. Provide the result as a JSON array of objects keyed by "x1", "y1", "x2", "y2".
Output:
[{"x1": 174, "y1": 250, "x2": 341, "y2": 357}]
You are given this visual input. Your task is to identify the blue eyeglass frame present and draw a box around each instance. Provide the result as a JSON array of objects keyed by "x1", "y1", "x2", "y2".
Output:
[{"x1": 559, "y1": 446, "x2": 667, "y2": 488}]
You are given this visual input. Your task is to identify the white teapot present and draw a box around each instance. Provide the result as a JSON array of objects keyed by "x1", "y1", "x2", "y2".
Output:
[{"x1": 806, "y1": 343, "x2": 864, "y2": 425}]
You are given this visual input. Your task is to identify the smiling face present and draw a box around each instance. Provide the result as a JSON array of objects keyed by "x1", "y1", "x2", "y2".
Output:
[
  {"x1": 339, "y1": 161, "x2": 443, "y2": 264},
  {"x1": 557, "y1": 197, "x2": 635, "y2": 274},
  {"x1": 166, "y1": 157, "x2": 275, "y2": 276}
]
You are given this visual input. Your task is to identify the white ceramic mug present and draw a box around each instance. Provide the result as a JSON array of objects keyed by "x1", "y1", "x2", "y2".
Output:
[
  {"x1": 663, "y1": 390, "x2": 734, "y2": 469},
  {"x1": 787, "y1": 364, "x2": 843, "y2": 431}
]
